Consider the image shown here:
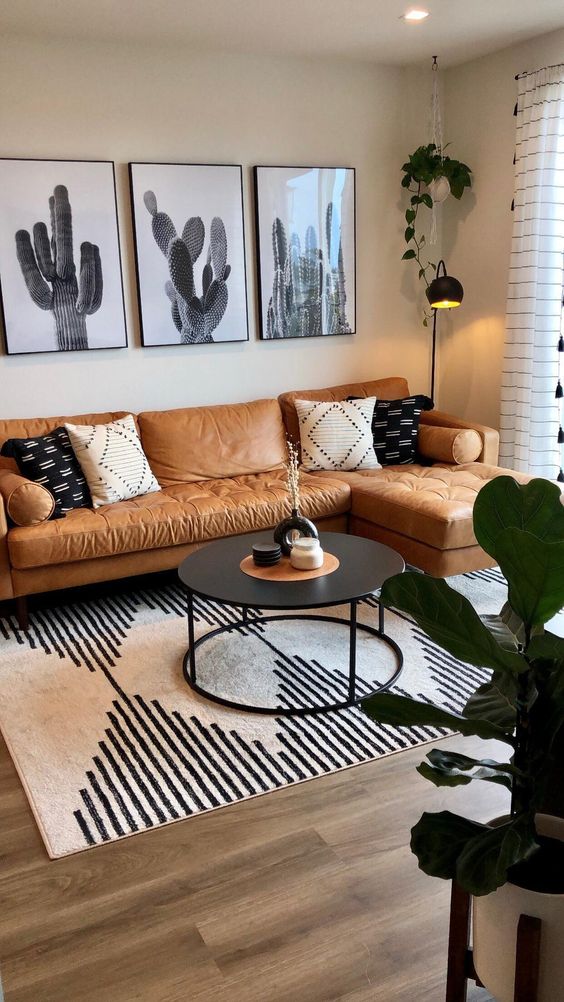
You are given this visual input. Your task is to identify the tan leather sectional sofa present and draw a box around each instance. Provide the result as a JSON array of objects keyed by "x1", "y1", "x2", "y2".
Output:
[{"x1": 0, "y1": 376, "x2": 530, "y2": 624}]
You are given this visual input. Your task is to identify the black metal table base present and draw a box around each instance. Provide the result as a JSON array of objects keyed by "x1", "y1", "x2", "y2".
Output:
[{"x1": 182, "y1": 596, "x2": 403, "y2": 717}]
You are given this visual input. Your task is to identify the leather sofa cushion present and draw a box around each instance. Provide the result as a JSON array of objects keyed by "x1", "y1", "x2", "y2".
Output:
[
  {"x1": 0, "y1": 470, "x2": 55, "y2": 526},
  {"x1": 8, "y1": 470, "x2": 350, "y2": 570},
  {"x1": 278, "y1": 377, "x2": 410, "y2": 447},
  {"x1": 312, "y1": 463, "x2": 533, "y2": 550},
  {"x1": 138, "y1": 399, "x2": 288, "y2": 486},
  {"x1": 418, "y1": 425, "x2": 482, "y2": 465}
]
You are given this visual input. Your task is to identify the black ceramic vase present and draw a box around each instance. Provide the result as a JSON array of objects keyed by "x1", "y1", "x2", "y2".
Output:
[{"x1": 273, "y1": 508, "x2": 319, "y2": 556}]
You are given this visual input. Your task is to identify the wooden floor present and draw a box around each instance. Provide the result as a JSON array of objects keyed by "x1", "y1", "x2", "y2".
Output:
[{"x1": 0, "y1": 727, "x2": 503, "y2": 1001}]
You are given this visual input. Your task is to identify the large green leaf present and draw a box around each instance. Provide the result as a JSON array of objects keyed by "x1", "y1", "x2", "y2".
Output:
[
  {"x1": 418, "y1": 749, "x2": 515, "y2": 791},
  {"x1": 361, "y1": 692, "x2": 513, "y2": 743},
  {"x1": 456, "y1": 816, "x2": 538, "y2": 896},
  {"x1": 474, "y1": 477, "x2": 564, "y2": 561},
  {"x1": 464, "y1": 672, "x2": 518, "y2": 728},
  {"x1": 499, "y1": 600, "x2": 527, "y2": 647},
  {"x1": 495, "y1": 528, "x2": 564, "y2": 628},
  {"x1": 380, "y1": 573, "x2": 526, "y2": 675},
  {"x1": 528, "y1": 630, "x2": 564, "y2": 663},
  {"x1": 482, "y1": 612, "x2": 521, "y2": 653},
  {"x1": 418, "y1": 762, "x2": 513, "y2": 790},
  {"x1": 426, "y1": 749, "x2": 516, "y2": 773},
  {"x1": 411, "y1": 811, "x2": 486, "y2": 882},
  {"x1": 411, "y1": 811, "x2": 538, "y2": 896}
]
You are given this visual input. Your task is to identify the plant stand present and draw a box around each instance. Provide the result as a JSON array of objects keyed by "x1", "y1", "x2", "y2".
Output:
[{"x1": 445, "y1": 882, "x2": 542, "y2": 1002}]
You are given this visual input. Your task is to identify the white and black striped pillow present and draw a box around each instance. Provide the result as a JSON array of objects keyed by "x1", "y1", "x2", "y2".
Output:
[
  {"x1": 0, "y1": 427, "x2": 92, "y2": 517},
  {"x1": 295, "y1": 397, "x2": 380, "y2": 472},
  {"x1": 357, "y1": 395, "x2": 434, "y2": 465}
]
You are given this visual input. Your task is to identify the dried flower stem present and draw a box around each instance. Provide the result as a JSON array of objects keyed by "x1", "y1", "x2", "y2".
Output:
[{"x1": 285, "y1": 440, "x2": 301, "y2": 511}]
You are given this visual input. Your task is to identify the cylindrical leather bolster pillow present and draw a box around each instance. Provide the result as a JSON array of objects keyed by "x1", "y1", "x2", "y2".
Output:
[
  {"x1": 418, "y1": 425, "x2": 482, "y2": 465},
  {"x1": 0, "y1": 470, "x2": 55, "y2": 526}
]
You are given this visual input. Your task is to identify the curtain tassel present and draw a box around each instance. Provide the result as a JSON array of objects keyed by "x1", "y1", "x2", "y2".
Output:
[
  {"x1": 558, "y1": 469, "x2": 564, "y2": 483},
  {"x1": 556, "y1": 381, "x2": 563, "y2": 399},
  {"x1": 559, "y1": 336, "x2": 564, "y2": 352},
  {"x1": 558, "y1": 427, "x2": 564, "y2": 445}
]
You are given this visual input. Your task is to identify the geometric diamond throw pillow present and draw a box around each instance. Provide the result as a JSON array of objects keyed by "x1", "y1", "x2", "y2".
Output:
[
  {"x1": 295, "y1": 397, "x2": 381, "y2": 472},
  {"x1": 65, "y1": 414, "x2": 160, "y2": 508}
]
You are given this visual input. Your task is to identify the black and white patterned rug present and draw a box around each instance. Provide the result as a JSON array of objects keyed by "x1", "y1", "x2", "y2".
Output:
[{"x1": 0, "y1": 567, "x2": 505, "y2": 858}]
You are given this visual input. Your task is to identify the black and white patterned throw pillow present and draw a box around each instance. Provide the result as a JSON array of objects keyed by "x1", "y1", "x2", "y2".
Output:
[
  {"x1": 348, "y1": 395, "x2": 434, "y2": 465},
  {"x1": 1, "y1": 427, "x2": 92, "y2": 516}
]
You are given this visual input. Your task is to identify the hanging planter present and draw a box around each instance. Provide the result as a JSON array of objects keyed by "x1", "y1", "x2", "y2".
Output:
[
  {"x1": 401, "y1": 143, "x2": 472, "y2": 324},
  {"x1": 427, "y1": 174, "x2": 451, "y2": 204}
]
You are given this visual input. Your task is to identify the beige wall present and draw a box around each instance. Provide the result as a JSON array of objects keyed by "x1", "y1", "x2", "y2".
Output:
[
  {"x1": 3, "y1": 29, "x2": 563, "y2": 427},
  {"x1": 0, "y1": 34, "x2": 429, "y2": 419},
  {"x1": 441, "y1": 28, "x2": 564, "y2": 428}
]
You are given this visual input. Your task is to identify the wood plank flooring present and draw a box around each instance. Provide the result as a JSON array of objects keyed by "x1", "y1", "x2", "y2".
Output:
[{"x1": 0, "y1": 729, "x2": 502, "y2": 1001}]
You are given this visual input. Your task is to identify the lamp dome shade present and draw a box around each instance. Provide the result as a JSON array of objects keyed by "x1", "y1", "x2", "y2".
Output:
[{"x1": 426, "y1": 260, "x2": 464, "y2": 309}]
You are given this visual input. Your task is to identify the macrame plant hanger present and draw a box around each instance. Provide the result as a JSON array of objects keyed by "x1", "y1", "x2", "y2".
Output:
[{"x1": 429, "y1": 55, "x2": 443, "y2": 246}]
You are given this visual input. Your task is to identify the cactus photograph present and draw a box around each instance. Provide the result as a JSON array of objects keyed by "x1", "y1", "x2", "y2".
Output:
[
  {"x1": 254, "y1": 166, "x2": 355, "y2": 339},
  {"x1": 129, "y1": 163, "x2": 248, "y2": 346},
  {"x1": 0, "y1": 159, "x2": 127, "y2": 354}
]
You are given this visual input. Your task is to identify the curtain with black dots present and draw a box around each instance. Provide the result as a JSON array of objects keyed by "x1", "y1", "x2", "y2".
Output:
[{"x1": 499, "y1": 65, "x2": 564, "y2": 479}]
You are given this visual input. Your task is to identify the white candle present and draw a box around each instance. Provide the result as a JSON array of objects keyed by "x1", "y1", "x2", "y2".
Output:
[{"x1": 290, "y1": 537, "x2": 324, "y2": 570}]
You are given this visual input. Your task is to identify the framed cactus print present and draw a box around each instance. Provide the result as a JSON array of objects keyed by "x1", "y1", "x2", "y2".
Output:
[
  {"x1": 254, "y1": 166, "x2": 356, "y2": 340},
  {"x1": 129, "y1": 163, "x2": 249, "y2": 346},
  {"x1": 0, "y1": 158, "x2": 127, "y2": 355}
]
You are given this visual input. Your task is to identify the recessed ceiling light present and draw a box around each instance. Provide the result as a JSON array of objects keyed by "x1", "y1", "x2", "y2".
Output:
[{"x1": 402, "y1": 9, "x2": 430, "y2": 22}]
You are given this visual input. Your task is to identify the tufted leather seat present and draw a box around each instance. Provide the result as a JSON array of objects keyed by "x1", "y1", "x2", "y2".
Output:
[
  {"x1": 7, "y1": 470, "x2": 350, "y2": 570},
  {"x1": 312, "y1": 464, "x2": 532, "y2": 551}
]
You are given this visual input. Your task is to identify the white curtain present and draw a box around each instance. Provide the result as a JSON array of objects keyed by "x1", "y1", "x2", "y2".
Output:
[{"x1": 499, "y1": 65, "x2": 564, "y2": 478}]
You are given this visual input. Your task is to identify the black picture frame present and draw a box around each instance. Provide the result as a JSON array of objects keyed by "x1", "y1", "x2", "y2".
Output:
[
  {"x1": 253, "y1": 165, "x2": 356, "y2": 340},
  {"x1": 128, "y1": 162, "x2": 249, "y2": 347},
  {"x1": 0, "y1": 156, "x2": 127, "y2": 356}
]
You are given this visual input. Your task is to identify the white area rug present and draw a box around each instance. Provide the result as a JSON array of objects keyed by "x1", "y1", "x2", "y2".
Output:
[{"x1": 0, "y1": 567, "x2": 505, "y2": 858}]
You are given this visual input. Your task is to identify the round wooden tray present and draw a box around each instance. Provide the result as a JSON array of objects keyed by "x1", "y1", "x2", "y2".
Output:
[{"x1": 240, "y1": 551, "x2": 340, "y2": 582}]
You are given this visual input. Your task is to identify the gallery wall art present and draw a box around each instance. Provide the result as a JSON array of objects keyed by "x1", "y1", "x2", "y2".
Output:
[
  {"x1": 254, "y1": 166, "x2": 356, "y2": 340},
  {"x1": 129, "y1": 163, "x2": 249, "y2": 346},
  {"x1": 0, "y1": 159, "x2": 127, "y2": 355}
]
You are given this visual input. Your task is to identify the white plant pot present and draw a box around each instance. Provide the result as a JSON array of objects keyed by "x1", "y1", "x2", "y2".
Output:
[
  {"x1": 472, "y1": 815, "x2": 564, "y2": 1002},
  {"x1": 427, "y1": 175, "x2": 451, "y2": 204}
]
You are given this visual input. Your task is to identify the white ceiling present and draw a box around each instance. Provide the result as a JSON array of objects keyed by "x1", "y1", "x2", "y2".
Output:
[{"x1": 2, "y1": 0, "x2": 564, "y2": 66}]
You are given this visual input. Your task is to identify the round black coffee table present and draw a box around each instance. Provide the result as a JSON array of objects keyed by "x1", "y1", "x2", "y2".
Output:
[{"x1": 178, "y1": 530, "x2": 404, "y2": 716}]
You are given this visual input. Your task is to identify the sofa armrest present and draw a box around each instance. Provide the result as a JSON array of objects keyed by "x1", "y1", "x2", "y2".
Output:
[
  {"x1": 0, "y1": 491, "x2": 14, "y2": 601},
  {"x1": 420, "y1": 409, "x2": 499, "y2": 465}
]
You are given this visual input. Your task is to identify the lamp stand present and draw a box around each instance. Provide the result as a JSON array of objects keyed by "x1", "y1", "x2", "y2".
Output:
[{"x1": 431, "y1": 307, "x2": 437, "y2": 401}]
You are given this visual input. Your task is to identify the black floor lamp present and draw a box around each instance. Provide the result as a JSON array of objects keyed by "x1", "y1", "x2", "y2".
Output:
[{"x1": 426, "y1": 260, "x2": 464, "y2": 400}]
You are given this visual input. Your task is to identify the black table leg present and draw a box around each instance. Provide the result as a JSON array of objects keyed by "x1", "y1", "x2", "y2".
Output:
[
  {"x1": 187, "y1": 589, "x2": 196, "y2": 684},
  {"x1": 181, "y1": 605, "x2": 403, "y2": 716},
  {"x1": 378, "y1": 599, "x2": 385, "y2": 635},
  {"x1": 348, "y1": 599, "x2": 357, "y2": 703}
]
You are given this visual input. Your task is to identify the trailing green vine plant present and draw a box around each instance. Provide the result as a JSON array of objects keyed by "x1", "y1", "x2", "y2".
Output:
[{"x1": 401, "y1": 143, "x2": 472, "y2": 326}]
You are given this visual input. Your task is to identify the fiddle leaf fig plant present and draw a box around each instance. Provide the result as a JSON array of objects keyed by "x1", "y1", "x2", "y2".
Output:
[
  {"x1": 362, "y1": 476, "x2": 564, "y2": 897},
  {"x1": 401, "y1": 143, "x2": 472, "y2": 325}
]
